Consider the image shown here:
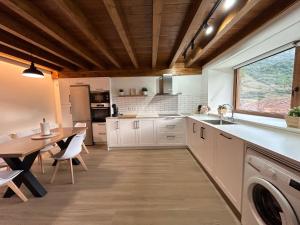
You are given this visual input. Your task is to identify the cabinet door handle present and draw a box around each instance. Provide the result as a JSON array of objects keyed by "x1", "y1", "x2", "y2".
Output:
[
  {"x1": 166, "y1": 135, "x2": 176, "y2": 139},
  {"x1": 220, "y1": 133, "x2": 232, "y2": 139},
  {"x1": 69, "y1": 106, "x2": 72, "y2": 114},
  {"x1": 137, "y1": 121, "x2": 139, "y2": 129},
  {"x1": 166, "y1": 125, "x2": 176, "y2": 129},
  {"x1": 201, "y1": 127, "x2": 205, "y2": 140},
  {"x1": 192, "y1": 123, "x2": 196, "y2": 133},
  {"x1": 69, "y1": 94, "x2": 71, "y2": 103},
  {"x1": 116, "y1": 121, "x2": 119, "y2": 129}
]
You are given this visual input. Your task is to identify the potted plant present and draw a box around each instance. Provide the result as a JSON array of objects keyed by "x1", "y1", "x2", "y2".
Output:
[
  {"x1": 217, "y1": 105, "x2": 227, "y2": 116},
  {"x1": 119, "y1": 89, "x2": 124, "y2": 96},
  {"x1": 286, "y1": 106, "x2": 300, "y2": 128},
  {"x1": 141, "y1": 87, "x2": 148, "y2": 96}
]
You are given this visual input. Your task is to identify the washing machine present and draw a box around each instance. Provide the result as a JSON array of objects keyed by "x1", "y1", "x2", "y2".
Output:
[{"x1": 242, "y1": 146, "x2": 300, "y2": 225}]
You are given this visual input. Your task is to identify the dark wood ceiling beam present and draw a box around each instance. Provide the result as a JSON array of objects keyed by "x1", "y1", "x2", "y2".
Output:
[
  {"x1": 185, "y1": 0, "x2": 298, "y2": 67},
  {"x1": 0, "y1": 30, "x2": 77, "y2": 70},
  {"x1": 169, "y1": 0, "x2": 211, "y2": 68},
  {"x1": 152, "y1": 0, "x2": 163, "y2": 68},
  {"x1": 0, "y1": 44, "x2": 62, "y2": 71},
  {"x1": 60, "y1": 67, "x2": 202, "y2": 78},
  {"x1": 0, "y1": 0, "x2": 104, "y2": 69},
  {"x1": 53, "y1": 0, "x2": 121, "y2": 68},
  {"x1": 103, "y1": 0, "x2": 138, "y2": 68},
  {"x1": 0, "y1": 11, "x2": 88, "y2": 70}
]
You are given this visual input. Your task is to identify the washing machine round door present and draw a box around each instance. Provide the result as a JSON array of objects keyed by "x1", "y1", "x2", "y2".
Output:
[{"x1": 247, "y1": 177, "x2": 299, "y2": 225}]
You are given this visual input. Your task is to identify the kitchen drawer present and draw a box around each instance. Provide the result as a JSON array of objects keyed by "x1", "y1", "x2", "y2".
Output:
[
  {"x1": 94, "y1": 134, "x2": 107, "y2": 143},
  {"x1": 158, "y1": 134, "x2": 185, "y2": 145},
  {"x1": 157, "y1": 118, "x2": 184, "y2": 133},
  {"x1": 92, "y1": 123, "x2": 106, "y2": 134}
]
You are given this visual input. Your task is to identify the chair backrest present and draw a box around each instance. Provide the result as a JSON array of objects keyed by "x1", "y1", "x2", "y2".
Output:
[
  {"x1": 0, "y1": 134, "x2": 12, "y2": 144},
  {"x1": 61, "y1": 133, "x2": 85, "y2": 159}
]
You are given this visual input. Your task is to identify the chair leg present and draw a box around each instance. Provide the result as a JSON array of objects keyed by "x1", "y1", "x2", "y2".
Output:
[
  {"x1": 7, "y1": 181, "x2": 28, "y2": 202},
  {"x1": 50, "y1": 161, "x2": 60, "y2": 184},
  {"x1": 68, "y1": 159, "x2": 74, "y2": 184},
  {"x1": 38, "y1": 154, "x2": 45, "y2": 174},
  {"x1": 77, "y1": 154, "x2": 88, "y2": 171},
  {"x1": 82, "y1": 143, "x2": 89, "y2": 154}
]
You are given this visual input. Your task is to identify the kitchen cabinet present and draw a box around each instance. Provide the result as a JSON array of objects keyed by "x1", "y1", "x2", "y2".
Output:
[
  {"x1": 215, "y1": 131, "x2": 244, "y2": 211},
  {"x1": 59, "y1": 79, "x2": 71, "y2": 105},
  {"x1": 197, "y1": 123, "x2": 216, "y2": 175},
  {"x1": 106, "y1": 117, "x2": 185, "y2": 148},
  {"x1": 187, "y1": 118, "x2": 201, "y2": 157},
  {"x1": 106, "y1": 119, "x2": 120, "y2": 147},
  {"x1": 157, "y1": 117, "x2": 186, "y2": 146},
  {"x1": 92, "y1": 122, "x2": 107, "y2": 143},
  {"x1": 137, "y1": 119, "x2": 156, "y2": 145},
  {"x1": 119, "y1": 119, "x2": 138, "y2": 146}
]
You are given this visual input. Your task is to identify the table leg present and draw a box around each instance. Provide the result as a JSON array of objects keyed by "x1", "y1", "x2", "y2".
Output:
[{"x1": 3, "y1": 151, "x2": 47, "y2": 198}]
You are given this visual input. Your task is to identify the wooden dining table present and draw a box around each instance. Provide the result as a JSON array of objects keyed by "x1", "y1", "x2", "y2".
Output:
[{"x1": 0, "y1": 127, "x2": 86, "y2": 198}]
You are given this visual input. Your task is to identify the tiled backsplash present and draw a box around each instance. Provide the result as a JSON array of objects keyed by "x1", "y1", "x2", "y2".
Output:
[{"x1": 112, "y1": 94, "x2": 208, "y2": 114}]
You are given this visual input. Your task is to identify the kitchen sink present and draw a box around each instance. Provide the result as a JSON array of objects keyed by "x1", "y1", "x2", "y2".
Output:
[{"x1": 202, "y1": 120, "x2": 235, "y2": 125}]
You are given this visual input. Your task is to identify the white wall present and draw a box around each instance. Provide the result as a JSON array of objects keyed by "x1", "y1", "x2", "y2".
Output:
[
  {"x1": 0, "y1": 60, "x2": 57, "y2": 135},
  {"x1": 110, "y1": 75, "x2": 207, "y2": 114},
  {"x1": 111, "y1": 77, "x2": 157, "y2": 96},
  {"x1": 206, "y1": 68, "x2": 234, "y2": 112}
]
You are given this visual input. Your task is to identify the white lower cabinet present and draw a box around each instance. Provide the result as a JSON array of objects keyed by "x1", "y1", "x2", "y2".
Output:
[
  {"x1": 137, "y1": 120, "x2": 156, "y2": 146},
  {"x1": 215, "y1": 131, "x2": 244, "y2": 211},
  {"x1": 106, "y1": 119, "x2": 120, "y2": 147},
  {"x1": 187, "y1": 118, "x2": 244, "y2": 212},
  {"x1": 106, "y1": 117, "x2": 185, "y2": 148},
  {"x1": 92, "y1": 123, "x2": 107, "y2": 143},
  {"x1": 119, "y1": 119, "x2": 138, "y2": 146}
]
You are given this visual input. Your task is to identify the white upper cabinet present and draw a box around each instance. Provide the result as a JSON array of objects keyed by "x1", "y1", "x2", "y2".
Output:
[
  {"x1": 89, "y1": 78, "x2": 110, "y2": 91},
  {"x1": 59, "y1": 77, "x2": 110, "y2": 105}
]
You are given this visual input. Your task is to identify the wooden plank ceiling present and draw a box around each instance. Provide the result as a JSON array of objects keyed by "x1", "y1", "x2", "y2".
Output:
[{"x1": 0, "y1": 0, "x2": 298, "y2": 77}]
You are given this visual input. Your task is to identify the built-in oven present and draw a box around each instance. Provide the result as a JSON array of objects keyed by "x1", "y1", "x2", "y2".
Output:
[
  {"x1": 90, "y1": 91, "x2": 110, "y2": 103},
  {"x1": 91, "y1": 103, "x2": 110, "y2": 122}
]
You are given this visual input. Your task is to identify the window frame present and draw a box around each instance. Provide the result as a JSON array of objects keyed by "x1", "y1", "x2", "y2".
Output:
[{"x1": 233, "y1": 46, "x2": 300, "y2": 118}]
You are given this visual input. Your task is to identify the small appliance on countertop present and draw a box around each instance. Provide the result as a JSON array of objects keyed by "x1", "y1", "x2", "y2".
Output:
[{"x1": 112, "y1": 104, "x2": 119, "y2": 117}]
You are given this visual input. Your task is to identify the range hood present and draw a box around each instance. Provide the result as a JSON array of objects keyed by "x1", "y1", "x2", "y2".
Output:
[{"x1": 156, "y1": 74, "x2": 181, "y2": 95}]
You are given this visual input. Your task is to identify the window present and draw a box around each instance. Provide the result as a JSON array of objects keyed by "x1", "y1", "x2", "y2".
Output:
[{"x1": 234, "y1": 47, "x2": 300, "y2": 117}]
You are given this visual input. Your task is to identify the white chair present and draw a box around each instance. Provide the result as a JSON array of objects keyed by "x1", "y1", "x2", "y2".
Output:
[
  {"x1": 0, "y1": 170, "x2": 28, "y2": 202},
  {"x1": 14, "y1": 128, "x2": 59, "y2": 174},
  {"x1": 0, "y1": 135, "x2": 12, "y2": 170},
  {"x1": 74, "y1": 122, "x2": 89, "y2": 154},
  {"x1": 50, "y1": 132, "x2": 88, "y2": 184}
]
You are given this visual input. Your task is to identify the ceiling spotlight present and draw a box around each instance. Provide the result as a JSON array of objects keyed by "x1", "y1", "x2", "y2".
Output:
[
  {"x1": 224, "y1": 0, "x2": 236, "y2": 10},
  {"x1": 22, "y1": 62, "x2": 44, "y2": 78},
  {"x1": 205, "y1": 25, "x2": 214, "y2": 36}
]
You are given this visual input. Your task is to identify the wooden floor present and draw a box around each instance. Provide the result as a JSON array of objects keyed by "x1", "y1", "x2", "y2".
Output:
[{"x1": 0, "y1": 146, "x2": 240, "y2": 225}]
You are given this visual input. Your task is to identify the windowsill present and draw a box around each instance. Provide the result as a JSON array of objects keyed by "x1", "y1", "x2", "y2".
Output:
[{"x1": 209, "y1": 112, "x2": 300, "y2": 134}]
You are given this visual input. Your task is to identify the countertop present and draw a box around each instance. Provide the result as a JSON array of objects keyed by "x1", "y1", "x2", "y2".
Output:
[{"x1": 189, "y1": 114, "x2": 300, "y2": 169}]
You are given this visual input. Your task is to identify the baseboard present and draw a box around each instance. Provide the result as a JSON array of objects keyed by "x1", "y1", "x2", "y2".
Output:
[
  {"x1": 187, "y1": 147, "x2": 242, "y2": 221},
  {"x1": 108, "y1": 145, "x2": 187, "y2": 151}
]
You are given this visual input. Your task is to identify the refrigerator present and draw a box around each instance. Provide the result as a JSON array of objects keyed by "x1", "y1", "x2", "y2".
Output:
[{"x1": 69, "y1": 85, "x2": 93, "y2": 145}]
